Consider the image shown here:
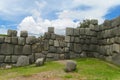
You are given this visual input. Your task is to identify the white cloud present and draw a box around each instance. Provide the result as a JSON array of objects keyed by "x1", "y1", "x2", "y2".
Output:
[{"x1": 0, "y1": 0, "x2": 119, "y2": 36}]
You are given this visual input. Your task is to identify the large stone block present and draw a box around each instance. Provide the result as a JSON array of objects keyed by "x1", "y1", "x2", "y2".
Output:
[
  {"x1": 59, "y1": 41, "x2": 65, "y2": 47},
  {"x1": 0, "y1": 36, "x2": 4, "y2": 43},
  {"x1": 65, "y1": 36, "x2": 70, "y2": 42},
  {"x1": 29, "y1": 53, "x2": 35, "y2": 64},
  {"x1": 20, "y1": 31, "x2": 28, "y2": 37},
  {"x1": 49, "y1": 40, "x2": 54, "y2": 46},
  {"x1": 74, "y1": 44, "x2": 82, "y2": 53},
  {"x1": 66, "y1": 28, "x2": 74, "y2": 36},
  {"x1": 35, "y1": 53, "x2": 45, "y2": 60},
  {"x1": 112, "y1": 44, "x2": 120, "y2": 53},
  {"x1": 57, "y1": 48, "x2": 64, "y2": 53},
  {"x1": 5, "y1": 37, "x2": 12, "y2": 43},
  {"x1": 91, "y1": 37, "x2": 98, "y2": 44},
  {"x1": 18, "y1": 37, "x2": 25, "y2": 45},
  {"x1": 26, "y1": 36, "x2": 36, "y2": 45},
  {"x1": 23, "y1": 45, "x2": 32, "y2": 55},
  {"x1": 51, "y1": 33, "x2": 56, "y2": 40},
  {"x1": 70, "y1": 37, "x2": 74, "y2": 42},
  {"x1": 16, "y1": 56, "x2": 29, "y2": 67},
  {"x1": 12, "y1": 37, "x2": 18, "y2": 44},
  {"x1": 11, "y1": 56, "x2": 18, "y2": 63},
  {"x1": 7, "y1": 29, "x2": 17, "y2": 37},
  {"x1": 44, "y1": 40, "x2": 49, "y2": 51},
  {"x1": 4, "y1": 56, "x2": 11, "y2": 62},
  {"x1": 49, "y1": 46, "x2": 57, "y2": 53},
  {"x1": 14, "y1": 45, "x2": 23, "y2": 54},
  {"x1": 111, "y1": 16, "x2": 120, "y2": 27},
  {"x1": 79, "y1": 28, "x2": 85, "y2": 35},
  {"x1": 85, "y1": 28, "x2": 90, "y2": 35},
  {"x1": 1, "y1": 44, "x2": 14, "y2": 54},
  {"x1": 74, "y1": 37, "x2": 79, "y2": 43},
  {"x1": 114, "y1": 37, "x2": 120, "y2": 44},
  {"x1": 74, "y1": 28, "x2": 79, "y2": 36},
  {"x1": 48, "y1": 27, "x2": 54, "y2": 33},
  {"x1": 44, "y1": 32, "x2": 51, "y2": 39},
  {"x1": 54, "y1": 40, "x2": 59, "y2": 47},
  {"x1": 64, "y1": 47, "x2": 69, "y2": 53},
  {"x1": 0, "y1": 55, "x2": 5, "y2": 62}
]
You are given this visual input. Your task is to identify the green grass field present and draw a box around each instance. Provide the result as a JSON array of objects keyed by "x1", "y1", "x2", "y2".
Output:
[{"x1": 0, "y1": 58, "x2": 120, "y2": 80}]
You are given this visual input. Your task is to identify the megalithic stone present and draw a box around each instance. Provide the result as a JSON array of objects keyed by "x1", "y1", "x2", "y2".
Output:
[
  {"x1": 48, "y1": 27, "x2": 54, "y2": 33},
  {"x1": 20, "y1": 31, "x2": 28, "y2": 37}
]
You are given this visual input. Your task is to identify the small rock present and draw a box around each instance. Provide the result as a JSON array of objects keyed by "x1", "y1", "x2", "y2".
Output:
[
  {"x1": 64, "y1": 60, "x2": 77, "y2": 72},
  {"x1": 35, "y1": 58, "x2": 44, "y2": 66}
]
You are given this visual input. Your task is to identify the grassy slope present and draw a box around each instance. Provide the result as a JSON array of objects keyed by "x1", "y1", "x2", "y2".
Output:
[{"x1": 0, "y1": 58, "x2": 120, "y2": 80}]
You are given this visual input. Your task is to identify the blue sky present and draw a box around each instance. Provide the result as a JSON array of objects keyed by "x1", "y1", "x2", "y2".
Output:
[{"x1": 0, "y1": 0, "x2": 120, "y2": 36}]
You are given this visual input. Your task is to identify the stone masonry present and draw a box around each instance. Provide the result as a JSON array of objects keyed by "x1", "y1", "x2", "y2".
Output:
[{"x1": 0, "y1": 16, "x2": 120, "y2": 66}]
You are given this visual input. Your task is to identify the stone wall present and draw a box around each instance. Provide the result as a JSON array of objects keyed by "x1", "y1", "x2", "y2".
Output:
[
  {"x1": 0, "y1": 30, "x2": 44, "y2": 64},
  {"x1": 0, "y1": 16, "x2": 120, "y2": 65}
]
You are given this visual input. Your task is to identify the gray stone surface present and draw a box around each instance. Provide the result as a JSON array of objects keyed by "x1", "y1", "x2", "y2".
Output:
[
  {"x1": 7, "y1": 29, "x2": 13, "y2": 37},
  {"x1": 12, "y1": 37, "x2": 18, "y2": 44},
  {"x1": 4, "y1": 56, "x2": 11, "y2": 62},
  {"x1": 54, "y1": 40, "x2": 59, "y2": 47},
  {"x1": 44, "y1": 32, "x2": 51, "y2": 39},
  {"x1": 20, "y1": 31, "x2": 28, "y2": 37},
  {"x1": 64, "y1": 47, "x2": 69, "y2": 53},
  {"x1": 16, "y1": 56, "x2": 29, "y2": 67},
  {"x1": 59, "y1": 54, "x2": 65, "y2": 60},
  {"x1": 11, "y1": 56, "x2": 18, "y2": 63},
  {"x1": 74, "y1": 28, "x2": 79, "y2": 36},
  {"x1": 1, "y1": 44, "x2": 14, "y2": 54},
  {"x1": 26, "y1": 36, "x2": 36, "y2": 45},
  {"x1": 12, "y1": 30, "x2": 17, "y2": 37},
  {"x1": 23, "y1": 45, "x2": 32, "y2": 55},
  {"x1": 64, "y1": 60, "x2": 77, "y2": 72},
  {"x1": 48, "y1": 27, "x2": 54, "y2": 33},
  {"x1": 65, "y1": 36, "x2": 70, "y2": 42},
  {"x1": 18, "y1": 37, "x2": 26, "y2": 45},
  {"x1": 51, "y1": 33, "x2": 56, "y2": 40},
  {"x1": 112, "y1": 44, "x2": 120, "y2": 53},
  {"x1": 7, "y1": 30, "x2": 17, "y2": 37},
  {"x1": 74, "y1": 37, "x2": 79, "y2": 43},
  {"x1": 35, "y1": 53, "x2": 45, "y2": 60},
  {"x1": 0, "y1": 55, "x2": 5, "y2": 62},
  {"x1": 0, "y1": 36, "x2": 4, "y2": 43},
  {"x1": 66, "y1": 28, "x2": 74, "y2": 36},
  {"x1": 44, "y1": 40, "x2": 49, "y2": 51},
  {"x1": 49, "y1": 40, "x2": 54, "y2": 46},
  {"x1": 49, "y1": 46, "x2": 57, "y2": 53},
  {"x1": 79, "y1": 28, "x2": 85, "y2": 35},
  {"x1": 14, "y1": 45, "x2": 23, "y2": 54},
  {"x1": 74, "y1": 44, "x2": 81, "y2": 53},
  {"x1": 5, "y1": 37, "x2": 11, "y2": 43},
  {"x1": 35, "y1": 58, "x2": 44, "y2": 66},
  {"x1": 112, "y1": 54, "x2": 120, "y2": 65}
]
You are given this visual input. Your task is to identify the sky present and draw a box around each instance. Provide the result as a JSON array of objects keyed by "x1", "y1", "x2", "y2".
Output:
[{"x1": 0, "y1": 0, "x2": 120, "y2": 36}]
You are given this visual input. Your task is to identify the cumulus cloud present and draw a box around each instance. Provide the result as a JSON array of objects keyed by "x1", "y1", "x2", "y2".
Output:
[{"x1": 5, "y1": 0, "x2": 120, "y2": 36}]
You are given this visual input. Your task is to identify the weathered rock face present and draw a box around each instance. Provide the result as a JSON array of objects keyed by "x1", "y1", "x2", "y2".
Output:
[
  {"x1": 35, "y1": 58, "x2": 44, "y2": 66},
  {"x1": 26, "y1": 36, "x2": 36, "y2": 45},
  {"x1": 64, "y1": 60, "x2": 77, "y2": 72},
  {"x1": 20, "y1": 31, "x2": 28, "y2": 37},
  {"x1": 1, "y1": 16, "x2": 120, "y2": 66},
  {"x1": 16, "y1": 56, "x2": 29, "y2": 67}
]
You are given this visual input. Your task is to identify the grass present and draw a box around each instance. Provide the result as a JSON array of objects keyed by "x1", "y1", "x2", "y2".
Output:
[
  {"x1": 0, "y1": 58, "x2": 120, "y2": 80},
  {"x1": 0, "y1": 34, "x2": 7, "y2": 36}
]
